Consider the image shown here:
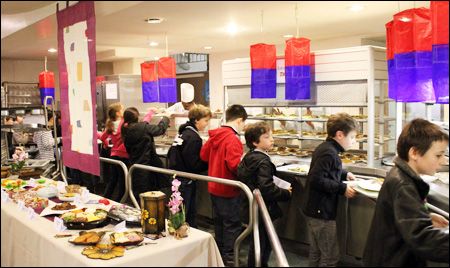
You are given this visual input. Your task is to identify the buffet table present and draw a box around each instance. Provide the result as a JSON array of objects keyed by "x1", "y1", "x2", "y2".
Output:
[{"x1": 1, "y1": 192, "x2": 223, "y2": 267}]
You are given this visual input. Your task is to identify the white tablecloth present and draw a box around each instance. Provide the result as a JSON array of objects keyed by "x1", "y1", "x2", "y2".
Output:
[{"x1": 1, "y1": 198, "x2": 224, "y2": 267}]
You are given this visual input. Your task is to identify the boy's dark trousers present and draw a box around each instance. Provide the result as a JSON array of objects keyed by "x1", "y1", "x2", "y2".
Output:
[
  {"x1": 248, "y1": 215, "x2": 272, "y2": 267},
  {"x1": 103, "y1": 156, "x2": 129, "y2": 202},
  {"x1": 211, "y1": 194, "x2": 242, "y2": 265},
  {"x1": 179, "y1": 179, "x2": 197, "y2": 228}
]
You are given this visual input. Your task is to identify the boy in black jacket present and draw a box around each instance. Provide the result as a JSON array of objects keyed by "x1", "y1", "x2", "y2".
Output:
[
  {"x1": 238, "y1": 122, "x2": 291, "y2": 267},
  {"x1": 168, "y1": 104, "x2": 211, "y2": 228},
  {"x1": 363, "y1": 119, "x2": 449, "y2": 266},
  {"x1": 302, "y1": 113, "x2": 357, "y2": 267}
]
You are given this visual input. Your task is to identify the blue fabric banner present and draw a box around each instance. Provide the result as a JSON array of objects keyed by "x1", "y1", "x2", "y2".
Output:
[
  {"x1": 387, "y1": 59, "x2": 397, "y2": 100},
  {"x1": 158, "y1": 78, "x2": 177, "y2": 103},
  {"x1": 394, "y1": 51, "x2": 435, "y2": 102},
  {"x1": 142, "y1": 81, "x2": 159, "y2": 103},
  {"x1": 39, "y1": 87, "x2": 55, "y2": 105},
  {"x1": 250, "y1": 69, "x2": 277, "y2": 98},
  {"x1": 285, "y1": 65, "x2": 311, "y2": 100},
  {"x1": 432, "y1": 44, "x2": 449, "y2": 104}
]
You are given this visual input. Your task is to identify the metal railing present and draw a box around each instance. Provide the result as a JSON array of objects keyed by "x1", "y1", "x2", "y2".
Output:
[
  {"x1": 427, "y1": 202, "x2": 449, "y2": 219},
  {"x1": 99, "y1": 157, "x2": 129, "y2": 203},
  {"x1": 253, "y1": 189, "x2": 289, "y2": 267},
  {"x1": 127, "y1": 163, "x2": 254, "y2": 267}
]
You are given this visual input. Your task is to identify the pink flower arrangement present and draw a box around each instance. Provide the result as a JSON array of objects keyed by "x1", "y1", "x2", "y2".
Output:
[
  {"x1": 167, "y1": 177, "x2": 186, "y2": 231},
  {"x1": 11, "y1": 147, "x2": 28, "y2": 172},
  {"x1": 168, "y1": 179, "x2": 183, "y2": 215}
]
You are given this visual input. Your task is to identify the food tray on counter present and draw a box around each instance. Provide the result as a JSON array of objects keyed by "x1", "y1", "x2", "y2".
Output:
[{"x1": 107, "y1": 205, "x2": 141, "y2": 227}]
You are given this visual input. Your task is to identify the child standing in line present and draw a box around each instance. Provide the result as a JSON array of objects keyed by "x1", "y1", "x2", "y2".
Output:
[
  {"x1": 168, "y1": 104, "x2": 211, "y2": 228},
  {"x1": 200, "y1": 104, "x2": 247, "y2": 267},
  {"x1": 237, "y1": 121, "x2": 291, "y2": 267},
  {"x1": 121, "y1": 107, "x2": 171, "y2": 202},
  {"x1": 363, "y1": 118, "x2": 449, "y2": 266},
  {"x1": 99, "y1": 102, "x2": 129, "y2": 202},
  {"x1": 302, "y1": 113, "x2": 358, "y2": 267}
]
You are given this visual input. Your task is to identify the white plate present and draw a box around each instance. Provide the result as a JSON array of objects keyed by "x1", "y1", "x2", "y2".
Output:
[
  {"x1": 39, "y1": 202, "x2": 84, "y2": 217},
  {"x1": 357, "y1": 180, "x2": 382, "y2": 192},
  {"x1": 277, "y1": 164, "x2": 310, "y2": 175},
  {"x1": 58, "y1": 193, "x2": 81, "y2": 202}
]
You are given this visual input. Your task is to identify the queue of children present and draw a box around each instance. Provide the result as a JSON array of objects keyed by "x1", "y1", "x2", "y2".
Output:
[{"x1": 92, "y1": 97, "x2": 449, "y2": 267}]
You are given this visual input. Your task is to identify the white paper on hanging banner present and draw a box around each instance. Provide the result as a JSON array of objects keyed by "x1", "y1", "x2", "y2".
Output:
[
  {"x1": 114, "y1": 221, "x2": 128, "y2": 233},
  {"x1": 57, "y1": 181, "x2": 66, "y2": 193},
  {"x1": 27, "y1": 207, "x2": 37, "y2": 220},
  {"x1": 105, "y1": 83, "x2": 118, "y2": 99},
  {"x1": 17, "y1": 200, "x2": 26, "y2": 211},
  {"x1": 273, "y1": 175, "x2": 291, "y2": 190},
  {"x1": 54, "y1": 217, "x2": 67, "y2": 232},
  {"x1": 28, "y1": 178, "x2": 37, "y2": 188}
]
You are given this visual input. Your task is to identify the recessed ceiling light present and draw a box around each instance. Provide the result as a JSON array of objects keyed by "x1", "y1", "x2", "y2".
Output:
[
  {"x1": 145, "y1": 18, "x2": 163, "y2": 24},
  {"x1": 48, "y1": 48, "x2": 57, "y2": 53},
  {"x1": 154, "y1": 57, "x2": 159, "y2": 60},
  {"x1": 348, "y1": 4, "x2": 364, "y2": 12},
  {"x1": 283, "y1": 34, "x2": 294, "y2": 38},
  {"x1": 226, "y1": 22, "x2": 238, "y2": 35},
  {"x1": 204, "y1": 46, "x2": 213, "y2": 50},
  {"x1": 149, "y1": 41, "x2": 159, "y2": 47}
]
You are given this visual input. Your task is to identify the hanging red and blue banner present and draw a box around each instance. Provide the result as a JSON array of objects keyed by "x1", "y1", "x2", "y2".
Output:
[
  {"x1": 431, "y1": 1, "x2": 449, "y2": 104},
  {"x1": 393, "y1": 8, "x2": 435, "y2": 102},
  {"x1": 285, "y1": 37, "x2": 311, "y2": 100},
  {"x1": 157, "y1": 57, "x2": 177, "y2": 103},
  {"x1": 385, "y1": 21, "x2": 397, "y2": 100},
  {"x1": 57, "y1": 1, "x2": 99, "y2": 176},
  {"x1": 250, "y1": 43, "x2": 277, "y2": 98},
  {"x1": 141, "y1": 61, "x2": 159, "y2": 103},
  {"x1": 38, "y1": 71, "x2": 55, "y2": 105}
]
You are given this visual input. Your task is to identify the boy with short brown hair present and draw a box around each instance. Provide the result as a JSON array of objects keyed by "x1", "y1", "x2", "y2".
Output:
[
  {"x1": 302, "y1": 112, "x2": 358, "y2": 267},
  {"x1": 363, "y1": 118, "x2": 449, "y2": 266}
]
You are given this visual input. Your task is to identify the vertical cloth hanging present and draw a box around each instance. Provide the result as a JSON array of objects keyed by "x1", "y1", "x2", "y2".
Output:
[
  {"x1": 393, "y1": 7, "x2": 435, "y2": 102},
  {"x1": 385, "y1": 21, "x2": 397, "y2": 100},
  {"x1": 141, "y1": 62, "x2": 159, "y2": 103},
  {"x1": 157, "y1": 57, "x2": 177, "y2": 103},
  {"x1": 39, "y1": 71, "x2": 55, "y2": 105},
  {"x1": 284, "y1": 37, "x2": 311, "y2": 100},
  {"x1": 430, "y1": 1, "x2": 449, "y2": 104},
  {"x1": 250, "y1": 43, "x2": 277, "y2": 98}
]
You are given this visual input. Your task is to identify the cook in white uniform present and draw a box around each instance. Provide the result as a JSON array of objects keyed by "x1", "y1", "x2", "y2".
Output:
[{"x1": 165, "y1": 83, "x2": 196, "y2": 114}]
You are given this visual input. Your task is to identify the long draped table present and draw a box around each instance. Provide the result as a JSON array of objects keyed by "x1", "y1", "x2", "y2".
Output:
[{"x1": 1, "y1": 193, "x2": 224, "y2": 267}]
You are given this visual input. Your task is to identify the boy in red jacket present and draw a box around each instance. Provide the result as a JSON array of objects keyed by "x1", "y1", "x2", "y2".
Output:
[{"x1": 200, "y1": 104, "x2": 247, "y2": 266}]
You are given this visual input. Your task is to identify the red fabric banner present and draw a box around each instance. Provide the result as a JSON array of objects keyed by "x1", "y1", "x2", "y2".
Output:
[
  {"x1": 393, "y1": 8, "x2": 432, "y2": 54},
  {"x1": 39, "y1": 71, "x2": 55, "y2": 88},
  {"x1": 431, "y1": 1, "x2": 449, "y2": 45},
  {"x1": 250, "y1": 43, "x2": 276, "y2": 69},
  {"x1": 285, "y1": 37, "x2": 310, "y2": 66},
  {"x1": 157, "y1": 57, "x2": 176, "y2": 79}
]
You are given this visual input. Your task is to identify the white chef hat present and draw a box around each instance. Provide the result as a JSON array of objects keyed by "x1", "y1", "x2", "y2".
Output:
[{"x1": 180, "y1": 83, "x2": 194, "y2": 102}]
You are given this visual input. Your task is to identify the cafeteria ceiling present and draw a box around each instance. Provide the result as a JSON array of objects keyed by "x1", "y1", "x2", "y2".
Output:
[{"x1": 1, "y1": 1, "x2": 430, "y2": 61}]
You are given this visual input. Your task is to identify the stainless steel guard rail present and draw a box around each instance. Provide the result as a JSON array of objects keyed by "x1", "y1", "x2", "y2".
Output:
[
  {"x1": 427, "y1": 203, "x2": 449, "y2": 219},
  {"x1": 253, "y1": 189, "x2": 289, "y2": 267},
  {"x1": 99, "y1": 157, "x2": 129, "y2": 203},
  {"x1": 127, "y1": 163, "x2": 254, "y2": 267}
]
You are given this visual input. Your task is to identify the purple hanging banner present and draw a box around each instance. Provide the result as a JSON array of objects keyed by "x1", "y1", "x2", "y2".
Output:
[
  {"x1": 393, "y1": 8, "x2": 435, "y2": 102},
  {"x1": 141, "y1": 62, "x2": 159, "y2": 102},
  {"x1": 157, "y1": 57, "x2": 177, "y2": 103},
  {"x1": 285, "y1": 37, "x2": 311, "y2": 100},
  {"x1": 57, "y1": 1, "x2": 100, "y2": 176},
  {"x1": 250, "y1": 43, "x2": 277, "y2": 98},
  {"x1": 431, "y1": 1, "x2": 449, "y2": 104}
]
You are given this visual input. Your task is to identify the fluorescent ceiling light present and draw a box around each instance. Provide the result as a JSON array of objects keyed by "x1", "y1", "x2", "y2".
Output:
[
  {"x1": 48, "y1": 48, "x2": 57, "y2": 53},
  {"x1": 145, "y1": 18, "x2": 163, "y2": 24},
  {"x1": 204, "y1": 46, "x2": 213, "y2": 50},
  {"x1": 283, "y1": 34, "x2": 294, "y2": 38},
  {"x1": 149, "y1": 41, "x2": 159, "y2": 47},
  {"x1": 348, "y1": 4, "x2": 364, "y2": 12}
]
